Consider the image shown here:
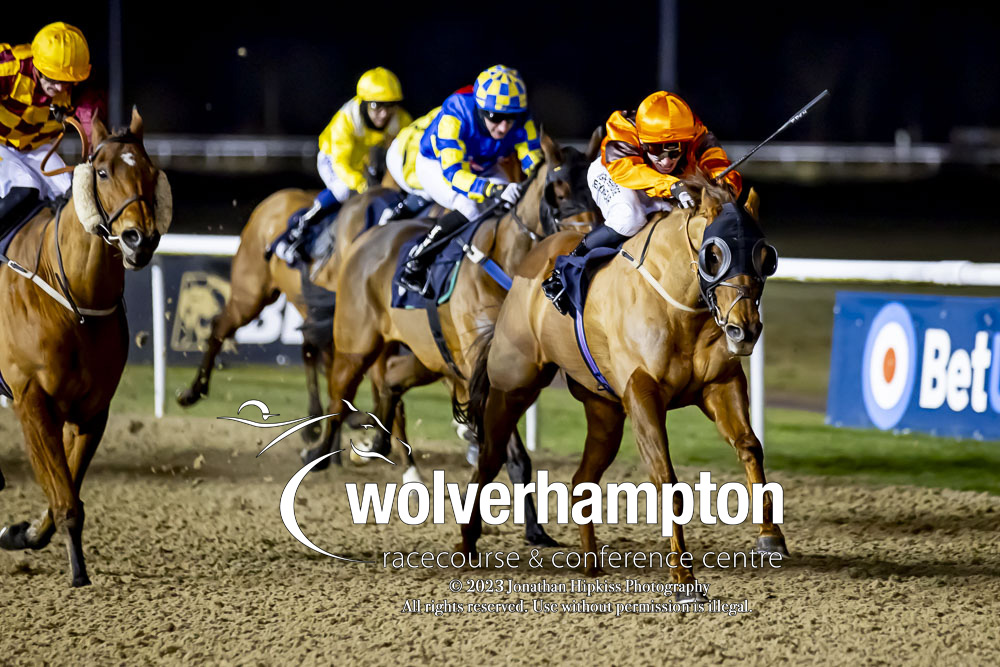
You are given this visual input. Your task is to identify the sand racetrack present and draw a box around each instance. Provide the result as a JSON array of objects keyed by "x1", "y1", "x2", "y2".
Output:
[{"x1": 1, "y1": 412, "x2": 998, "y2": 665}]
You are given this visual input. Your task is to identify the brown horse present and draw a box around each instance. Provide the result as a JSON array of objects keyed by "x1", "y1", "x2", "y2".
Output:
[
  {"x1": 0, "y1": 110, "x2": 170, "y2": 586},
  {"x1": 300, "y1": 134, "x2": 599, "y2": 543},
  {"x1": 457, "y1": 176, "x2": 787, "y2": 589}
]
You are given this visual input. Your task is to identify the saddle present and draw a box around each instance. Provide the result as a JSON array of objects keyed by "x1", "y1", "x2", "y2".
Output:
[{"x1": 551, "y1": 243, "x2": 625, "y2": 319}]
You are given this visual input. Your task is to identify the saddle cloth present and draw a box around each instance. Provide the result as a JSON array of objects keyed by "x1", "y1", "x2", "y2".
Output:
[
  {"x1": 390, "y1": 218, "x2": 483, "y2": 309},
  {"x1": 552, "y1": 242, "x2": 625, "y2": 319}
]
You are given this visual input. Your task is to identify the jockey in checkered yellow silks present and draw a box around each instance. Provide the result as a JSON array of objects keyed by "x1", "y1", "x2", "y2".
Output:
[
  {"x1": 393, "y1": 65, "x2": 543, "y2": 293},
  {"x1": 1, "y1": 22, "x2": 102, "y2": 208}
]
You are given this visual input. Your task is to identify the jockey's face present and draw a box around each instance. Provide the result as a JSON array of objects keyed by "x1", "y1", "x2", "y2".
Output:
[
  {"x1": 484, "y1": 117, "x2": 515, "y2": 140},
  {"x1": 366, "y1": 101, "x2": 396, "y2": 130},
  {"x1": 38, "y1": 74, "x2": 73, "y2": 98},
  {"x1": 648, "y1": 152, "x2": 681, "y2": 175}
]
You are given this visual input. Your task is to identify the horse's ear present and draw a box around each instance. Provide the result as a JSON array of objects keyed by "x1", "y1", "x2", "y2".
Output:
[
  {"x1": 90, "y1": 115, "x2": 108, "y2": 146},
  {"x1": 585, "y1": 125, "x2": 605, "y2": 161},
  {"x1": 744, "y1": 188, "x2": 760, "y2": 222},
  {"x1": 540, "y1": 132, "x2": 563, "y2": 167},
  {"x1": 129, "y1": 106, "x2": 144, "y2": 139}
]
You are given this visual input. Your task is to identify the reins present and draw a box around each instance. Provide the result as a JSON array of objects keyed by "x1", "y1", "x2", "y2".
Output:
[{"x1": 619, "y1": 211, "x2": 709, "y2": 314}]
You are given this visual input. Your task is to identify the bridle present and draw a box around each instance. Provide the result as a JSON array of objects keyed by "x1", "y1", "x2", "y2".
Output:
[{"x1": 85, "y1": 135, "x2": 146, "y2": 248}]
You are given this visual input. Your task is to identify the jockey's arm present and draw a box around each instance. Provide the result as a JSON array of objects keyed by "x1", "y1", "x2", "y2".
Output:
[
  {"x1": 435, "y1": 113, "x2": 491, "y2": 202},
  {"x1": 1, "y1": 45, "x2": 16, "y2": 102},
  {"x1": 319, "y1": 109, "x2": 368, "y2": 193},
  {"x1": 695, "y1": 131, "x2": 743, "y2": 197},
  {"x1": 603, "y1": 138, "x2": 681, "y2": 198},
  {"x1": 514, "y1": 118, "x2": 544, "y2": 177}
]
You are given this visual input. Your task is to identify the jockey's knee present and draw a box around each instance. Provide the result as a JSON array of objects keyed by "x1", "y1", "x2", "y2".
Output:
[{"x1": 603, "y1": 200, "x2": 646, "y2": 236}]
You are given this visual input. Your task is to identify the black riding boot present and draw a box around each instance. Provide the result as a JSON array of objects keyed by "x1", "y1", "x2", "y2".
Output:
[
  {"x1": 0, "y1": 187, "x2": 41, "y2": 237},
  {"x1": 398, "y1": 209, "x2": 469, "y2": 294},
  {"x1": 380, "y1": 193, "x2": 432, "y2": 225},
  {"x1": 541, "y1": 224, "x2": 629, "y2": 315}
]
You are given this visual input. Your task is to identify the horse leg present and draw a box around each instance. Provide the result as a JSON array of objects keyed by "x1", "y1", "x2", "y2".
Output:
[
  {"x1": 10, "y1": 408, "x2": 111, "y2": 557},
  {"x1": 301, "y1": 347, "x2": 378, "y2": 470},
  {"x1": 459, "y1": 370, "x2": 553, "y2": 556},
  {"x1": 372, "y1": 351, "x2": 439, "y2": 483},
  {"x1": 700, "y1": 375, "x2": 788, "y2": 556},
  {"x1": 300, "y1": 339, "x2": 325, "y2": 443},
  {"x1": 506, "y1": 429, "x2": 558, "y2": 547},
  {"x1": 622, "y1": 370, "x2": 701, "y2": 599},
  {"x1": 1, "y1": 387, "x2": 89, "y2": 586},
  {"x1": 177, "y1": 256, "x2": 278, "y2": 406},
  {"x1": 567, "y1": 379, "x2": 625, "y2": 573}
]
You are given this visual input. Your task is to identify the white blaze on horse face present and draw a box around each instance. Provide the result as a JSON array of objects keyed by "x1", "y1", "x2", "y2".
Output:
[{"x1": 120, "y1": 152, "x2": 137, "y2": 167}]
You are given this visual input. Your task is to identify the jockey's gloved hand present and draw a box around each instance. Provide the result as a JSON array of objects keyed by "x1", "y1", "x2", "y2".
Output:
[
  {"x1": 670, "y1": 182, "x2": 696, "y2": 209},
  {"x1": 498, "y1": 182, "x2": 523, "y2": 205}
]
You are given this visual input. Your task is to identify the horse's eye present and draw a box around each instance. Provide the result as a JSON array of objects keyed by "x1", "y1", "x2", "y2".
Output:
[{"x1": 97, "y1": 169, "x2": 109, "y2": 180}]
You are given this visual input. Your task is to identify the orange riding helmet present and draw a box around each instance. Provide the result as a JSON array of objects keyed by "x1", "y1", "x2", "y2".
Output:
[{"x1": 635, "y1": 91, "x2": 697, "y2": 144}]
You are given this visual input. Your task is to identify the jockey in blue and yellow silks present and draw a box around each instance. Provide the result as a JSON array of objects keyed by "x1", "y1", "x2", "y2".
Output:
[{"x1": 393, "y1": 64, "x2": 543, "y2": 293}]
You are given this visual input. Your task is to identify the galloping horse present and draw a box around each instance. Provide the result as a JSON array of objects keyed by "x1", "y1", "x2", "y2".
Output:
[
  {"x1": 0, "y1": 110, "x2": 171, "y2": 586},
  {"x1": 299, "y1": 134, "x2": 599, "y2": 543},
  {"x1": 175, "y1": 185, "x2": 400, "y2": 432},
  {"x1": 457, "y1": 176, "x2": 786, "y2": 586}
]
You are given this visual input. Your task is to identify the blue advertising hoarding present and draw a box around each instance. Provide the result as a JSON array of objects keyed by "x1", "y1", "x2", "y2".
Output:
[{"x1": 827, "y1": 292, "x2": 1000, "y2": 440}]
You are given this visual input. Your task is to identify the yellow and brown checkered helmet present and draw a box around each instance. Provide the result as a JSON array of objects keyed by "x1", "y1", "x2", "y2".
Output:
[
  {"x1": 636, "y1": 91, "x2": 697, "y2": 143},
  {"x1": 473, "y1": 65, "x2": 528, "y2": 114},
  {"x1": 31, "y1": 22, "x2": 91, "y2": 82},
  {"x1": 356, "y1": 67, "x2": 403, "y2": 103}
]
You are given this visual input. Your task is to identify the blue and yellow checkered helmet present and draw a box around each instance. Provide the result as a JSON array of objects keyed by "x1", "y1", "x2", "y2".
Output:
[{"x1": 473, "y1": 65, "x2": 528, "y2": 114}]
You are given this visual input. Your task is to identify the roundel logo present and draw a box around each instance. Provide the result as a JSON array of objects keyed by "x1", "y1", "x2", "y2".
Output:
[{"x1": 862, "y1": 302, "x2": 918, "y2": 429}]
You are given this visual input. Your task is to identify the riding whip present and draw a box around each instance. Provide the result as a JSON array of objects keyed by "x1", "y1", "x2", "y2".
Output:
[{"x1": 715, "y1": 89, "x2": 830, "y2": 181}]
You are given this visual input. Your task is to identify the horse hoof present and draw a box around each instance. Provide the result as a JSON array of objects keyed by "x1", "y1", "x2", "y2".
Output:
[
  {"x1": 72, "y1": 573, "x2": 92, "y2": 587},
  {"x1": 524, "y1": 526, "x2": 559, "y2": 548},
  {"x1": 176, "y1": 386, "x2": 204, "y2": 407},
  {"x1": 402, "y1": 466, "x2": 423, "y2": 485},
  {"x1": 300, "y1": 447, "x2": 332, "y2": 471},
  {"x1": 465, "y1": 443, "x2": 479, "y2": 467},
  {"x1": 0, "y1": 468, "x2": 5, "y2": 491},
  {"x1": 0, "y1": 522, "x2": 31, "y2": 551},
  {"x1": 300, "y1": 420, "x2": 323, "y2": 444},
  {"x1": 754, "y1": 534, "x2": 790, "y2": 557},
  {"x1": 676, "y1": 589, "x2": 709, "y2": 605}
]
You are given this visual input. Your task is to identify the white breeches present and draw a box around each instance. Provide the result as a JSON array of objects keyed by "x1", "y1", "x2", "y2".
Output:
[
  {"x1": 586, "y1": 157, "x2": 673, "y2": 236},
  {"x1": 414, "y1": 153, "x2": 507, "y2": 220},
  {"x1": 0, "y1": 144, "x2": 72, "y2": 200},
  {"x1": 316, "y1": 152, "x2": 354, "y2": 203}
]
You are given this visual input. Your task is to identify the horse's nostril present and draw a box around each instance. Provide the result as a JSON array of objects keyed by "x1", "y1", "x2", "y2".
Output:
[
  {"x1": 121, "y1": 228, "x2": 142, "y2": 249},
  {"x1": 725, "y1": 325, "x2": 745, "y2": 342}
]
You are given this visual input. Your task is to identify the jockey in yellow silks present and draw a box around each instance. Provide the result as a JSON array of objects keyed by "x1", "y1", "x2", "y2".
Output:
[
  {"x1": 392, "y1": 64, "x2": 544, "y2": 293},
  {"x1": 1, "y1": 22, "x2": 98, "y2": 216},
  {"x1": 272, "y1": 67, "x2": 411, "y2": 264},
  {"x1": 542, "y1": 91, "x2": 742, "y2": 314}
]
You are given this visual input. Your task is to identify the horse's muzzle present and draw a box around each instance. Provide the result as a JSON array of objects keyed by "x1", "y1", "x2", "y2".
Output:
[
  {"x1": 120, "y1": 229, "x2": 161, "y2": 269},
  {"x1": 725, "y1": 321, "x2": 761, "y2": 356}
]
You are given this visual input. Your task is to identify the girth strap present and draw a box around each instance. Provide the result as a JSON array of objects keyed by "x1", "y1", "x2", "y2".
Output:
[
  {"x1": 424, "y1": 301, "x2": 465, "y2": 380},
  {"x1": 573, "y1": 310, "x2": 617, "y2": 398}
]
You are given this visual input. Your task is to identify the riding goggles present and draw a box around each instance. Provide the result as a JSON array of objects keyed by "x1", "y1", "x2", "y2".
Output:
[
  {"x1": 367, "y1": 101, "x2": 398, "y2": 111},
  {"x1": 644, "y1": 142, "x2": 684, "y2": 160},
  {"x1": 480, "y1": 109, "x2": 525, "y2": 125}
]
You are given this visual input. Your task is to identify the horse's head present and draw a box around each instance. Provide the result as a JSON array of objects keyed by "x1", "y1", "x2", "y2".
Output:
[
  {"x1": 537, "y1": 131, "x2": 600, "y2": 235},
  {"x1": 692, "y1": 180, "x2": 777, "y2": 355},
  {"x1": 73, "y1": 108, "x2": 172, "y2": 269}
]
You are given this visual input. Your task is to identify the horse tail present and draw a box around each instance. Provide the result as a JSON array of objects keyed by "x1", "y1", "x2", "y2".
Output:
[{"x1": 453, "y1": 324, "x2": 495, "y2": 443}]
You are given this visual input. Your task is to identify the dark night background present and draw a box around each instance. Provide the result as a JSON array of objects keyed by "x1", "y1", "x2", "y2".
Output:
[{"x1": 8, "y1": 2, "x2": 1000, "y2": 142}]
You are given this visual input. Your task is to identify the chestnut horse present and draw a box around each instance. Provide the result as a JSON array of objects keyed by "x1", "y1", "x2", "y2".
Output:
[
  {"x1": 300, "y1": 135, "x2": 599, "y2": 544},
  {"x1": 457, "y1": 177, "x2": 787, "y2": 591},
  {"x1": 0, "y1": 110, "x2": 171, "y2": 586}
]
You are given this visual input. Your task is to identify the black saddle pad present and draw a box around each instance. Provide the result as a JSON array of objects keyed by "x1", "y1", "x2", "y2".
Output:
[{"x1": 553, "y1": 244, "x2": 624, "y2": 319}]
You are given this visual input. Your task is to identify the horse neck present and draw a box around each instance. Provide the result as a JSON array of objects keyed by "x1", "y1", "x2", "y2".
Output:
[
  {"x1": 623, "y1": 209, "x2": 706, "y2": 312},
  {"x1": 488, "y1": 162, "x2": 548, "y2": 271},
  {"x1": 43, "y1": 199, "x2": 125, "y2": 313}
]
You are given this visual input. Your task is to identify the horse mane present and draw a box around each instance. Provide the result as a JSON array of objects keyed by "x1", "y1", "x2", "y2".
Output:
[{"x1": 681, "y1": 169, "x2": 736, "y2": 206}]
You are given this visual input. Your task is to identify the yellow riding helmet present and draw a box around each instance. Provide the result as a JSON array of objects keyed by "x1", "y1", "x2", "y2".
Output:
[
  {"x1": 31, "y1": 22, "x2": 91, "y2": 82},
  {"x1": 356, "y1": 67, "x2": 403, "y2": 103},
  {"x1": 635, "y1": 91, "x2": 697, "y2": 144}
]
